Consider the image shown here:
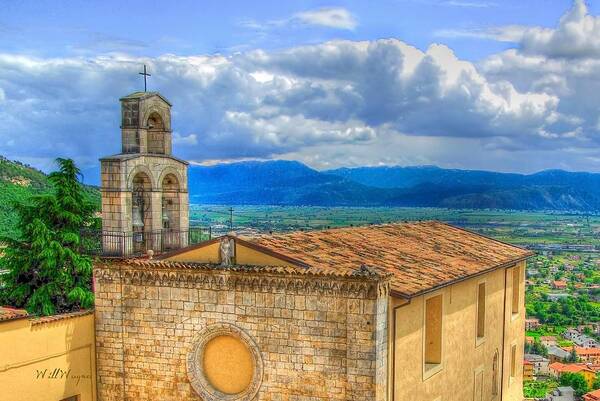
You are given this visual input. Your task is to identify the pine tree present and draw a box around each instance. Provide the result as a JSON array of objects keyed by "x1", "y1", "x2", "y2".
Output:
[
  {"x1": 0, "y1": 158, "x2": 97, "y2": 315},
  {"x1": 568, "y1": 347, "x2": 579, "y2": 363}
]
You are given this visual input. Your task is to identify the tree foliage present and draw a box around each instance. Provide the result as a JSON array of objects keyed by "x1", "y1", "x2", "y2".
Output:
[
  {"x1": 525, "y1": 338, "x2": 549, "y2": 357},
  {"x1": 523, "y1": 380, "x2": 553, "y2": 398},
  {"x1": 527, "y1": 294, "x2": 600, "y2": 326},
  {"x1": 567, "y1": 347, "x2": 579, "y2": 363},
  {"x1": 559, "y1": 372, "x2": 589, "y2": 397},
  {"x1": 0, "y1": 158, "x2": 98, "y2": 315},
  {"x1": 594, "y1": 372, "x2": 600, "y2": 390}
]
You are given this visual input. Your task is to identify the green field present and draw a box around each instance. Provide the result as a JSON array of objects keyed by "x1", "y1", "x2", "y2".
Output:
[{"x1": 190, "y1": 205, "x2": 600, "y2": 246}]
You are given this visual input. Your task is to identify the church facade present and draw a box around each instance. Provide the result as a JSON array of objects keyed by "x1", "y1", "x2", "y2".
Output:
[
  {"x1": 93, "y1": 91, "x2": 531, "y2": 401},
  {"x1": 94, "y1": 228, "x2": 531, "y2": 401}
]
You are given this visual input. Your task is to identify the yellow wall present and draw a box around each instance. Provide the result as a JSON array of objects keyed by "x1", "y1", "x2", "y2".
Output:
[
  {"x1": 203, "y1": 335, "x2": 254, "y2": 394},
  {"x1": 167, "y1": 241, "x2": 221, "y2": 263},
  {"x1": 0, "y1": 312, "x2": 96, "y2": 401},
  {"x1": 390, "y1": 261, "x2": 526, "y2": 401},
  {"x1": 581, "y1": 370, "x2": 596, "y2": 389},
  {"x1": 166, "y1": 239, "x2": 294, "y2": 267}
]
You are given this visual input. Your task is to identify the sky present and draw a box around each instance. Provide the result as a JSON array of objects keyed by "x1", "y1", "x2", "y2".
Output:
[{"x1": 2, "y1": 0, "x2": 600, "y2": 182}]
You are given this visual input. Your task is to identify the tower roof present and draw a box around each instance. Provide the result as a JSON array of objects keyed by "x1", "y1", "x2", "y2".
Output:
[{"x1": 119, "y1": 91, "x2": 172, "y2": 106}]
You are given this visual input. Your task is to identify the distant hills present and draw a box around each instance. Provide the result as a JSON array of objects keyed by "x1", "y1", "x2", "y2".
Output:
[
  {"x1": 188, "y1": 160, "x2": 389, "y2": 206},
  {"x1": 0, "y1": 157, "x2": 100, "y2": 239},
  {"x1": 3, "y1": 156, "x2": 600, "y2": 226},
  {"x1": 189, "y1": 160, "x2": 600, "y2": 211},
  {"x1": 0, "y1": 157, "x2": 54, "y2": 238}
]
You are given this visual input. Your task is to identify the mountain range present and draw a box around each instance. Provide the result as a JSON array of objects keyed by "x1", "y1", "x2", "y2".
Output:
[
  {"x1": 188, "y1": 160, "x2": 600, "y2": 211},
  {"x1": 5, "y1": 156, "x2": 600, "y2": 216}
]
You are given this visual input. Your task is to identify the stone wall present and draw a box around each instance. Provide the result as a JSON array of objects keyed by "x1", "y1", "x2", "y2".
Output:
[
  {"x1": 100, "y1": 154, "x2": 188, "y2": 235},
  {"x1": 94, "y1": 261, "x2": 389, "y2": 401}
]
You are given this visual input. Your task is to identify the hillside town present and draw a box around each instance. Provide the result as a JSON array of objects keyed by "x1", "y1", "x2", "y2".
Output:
[{"x1": 523, "y1": 252, "x2": 600, "y2": 400}]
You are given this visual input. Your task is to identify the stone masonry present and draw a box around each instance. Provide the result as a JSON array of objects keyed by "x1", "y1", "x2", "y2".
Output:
[
  {"x1": 93, "y1": 260, "x2": 389, "y2": 401},
  {"x1": 99, "y1": 92, "x2": 189, "y2": 256}
]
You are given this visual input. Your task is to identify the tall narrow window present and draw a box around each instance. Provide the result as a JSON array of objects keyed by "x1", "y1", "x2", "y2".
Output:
[
  {"x1": 492, "y1": 350, "x2": 499, "y2": 396},
  {"x1": 477, "y1": 282, "x2": 486, "y2": 340},
  {"x1": 512, "y1": 266, "x2": 520, "y2": 315},
  {"x1": 510, "y1": 344, "x2": 517, "y2": 379},
  {"x1": 474, "y1": 369, "x2": 484, "y2": 401},
  {"x1": 425, "y1": 294, "x2": 443, "y2": 371}
]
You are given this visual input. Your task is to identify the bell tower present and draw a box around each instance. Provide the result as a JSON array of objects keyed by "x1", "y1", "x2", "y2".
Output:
[{"x1": 100, "y1": 91, "x2": 189, "y2": 255}]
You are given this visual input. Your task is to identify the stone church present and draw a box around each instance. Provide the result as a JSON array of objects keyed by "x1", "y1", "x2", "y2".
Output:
[{"x1": 94, "y1": 92, "x2": 532, "y2": 401}]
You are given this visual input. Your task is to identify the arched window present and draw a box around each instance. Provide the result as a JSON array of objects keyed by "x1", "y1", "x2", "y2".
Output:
[
  {"x1": 161, "y1": 173, "x2": 181, "y2": 250},
  {"x1": 131, "y1": 172, "x2": 153, "y2": 252},
  {"x1": 147, "y1": 112, "x2": 164, "y2": 130},
  {"x1": 146, "y1": 112, "x2": 166, "y2": 154},
  {"x1": 492, "y1": 349, "x2": 499, "y2": 397}
]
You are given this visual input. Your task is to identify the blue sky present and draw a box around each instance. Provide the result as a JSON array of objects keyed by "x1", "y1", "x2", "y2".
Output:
[
  {"x1": 2, "y1": 0, "x2": 600, "y2": 181},
  {"x1": 3, "y1": 0, "x2": 590, "y2": 59}
]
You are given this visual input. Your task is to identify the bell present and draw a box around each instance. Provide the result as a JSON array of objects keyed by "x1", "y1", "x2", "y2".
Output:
[
  {"x1": 132, "y1": 204, "x2": 144, "y2": 228},
  {"x1": 162, "y1": 210, "x2": 170, "y2": 229}
]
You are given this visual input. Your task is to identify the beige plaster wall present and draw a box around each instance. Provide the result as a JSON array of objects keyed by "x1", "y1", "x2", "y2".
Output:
[
  {"x1": 165, "y1": 240, "x2": 295, "y2": 266},
  {"x1": 0, "y1": 313, "x2": 96, "y2": 401},
  {"x1": 390, "y1": 262, "x2": 525, "y2": 401}
]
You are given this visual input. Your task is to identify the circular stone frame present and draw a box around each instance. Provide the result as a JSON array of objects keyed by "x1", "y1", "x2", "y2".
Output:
[{"x1": 187, "y1": 323, "x2": 263, "y2": 401}]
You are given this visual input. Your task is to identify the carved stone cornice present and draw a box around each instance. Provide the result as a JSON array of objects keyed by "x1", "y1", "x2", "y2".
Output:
[{"x1": 94, "y1": 261, "x2": 389, "y2": 299}]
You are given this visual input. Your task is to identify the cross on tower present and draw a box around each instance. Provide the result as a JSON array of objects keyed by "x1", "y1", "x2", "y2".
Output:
[{"x1": 139, "y1": 65, "x2": 151, "y2": 92}]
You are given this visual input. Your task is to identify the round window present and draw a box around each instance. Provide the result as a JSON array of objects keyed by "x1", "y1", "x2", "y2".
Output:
[
  {"x1": 187, "y1": 323, "x2": 263, "y2": 401},
  {"x1": 203, "y1": 335, "x2": 254, "y2": 394}
]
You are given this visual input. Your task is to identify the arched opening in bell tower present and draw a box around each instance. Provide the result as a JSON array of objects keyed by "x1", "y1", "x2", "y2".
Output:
[
  {"x1": 146, "y1": 111, "x2": 166, "y2": 154},
  {"x1": 131, "y1": 172, "x2": 153, "y2": 252},
  {"x1": 161, "y1": 173, "x2": 181, "y2": 249}
]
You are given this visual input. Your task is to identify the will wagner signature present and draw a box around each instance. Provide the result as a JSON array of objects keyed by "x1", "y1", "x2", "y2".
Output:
[{"x1": 34, "y1": 368, "x2": 91, "y2": 385}]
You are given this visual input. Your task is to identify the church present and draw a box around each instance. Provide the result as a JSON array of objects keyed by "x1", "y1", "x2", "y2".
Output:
[
  {"x1": 0, "y1": 90, "x2": 531, "y2": 401},
  {"x1": 91, "y1": 91, "x2": 532, "y2": 401}
]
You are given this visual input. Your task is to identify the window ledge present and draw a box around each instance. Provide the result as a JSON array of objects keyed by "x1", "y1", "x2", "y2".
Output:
[
  {"x1": 476, "y1": 336, "x2": 486, "y2": 347},
  {"x1": 511, "y1": 312, "x2": 520, "y2": 322},
  {"x1": 423, "y1": 363, "x2": 443, "y2": 381}
]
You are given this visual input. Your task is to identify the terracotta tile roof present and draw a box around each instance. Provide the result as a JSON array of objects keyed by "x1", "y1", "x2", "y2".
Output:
[
  {"x1": 29, "y1": 309, "x2": 93, "y2": 326},
  {"x1": 251, "y1": 222, "x2": 532, "y2": 297},
  {"x1": 564, "y1": 347, "x2": 600, "y2": 356},
  {"x1": 584, "y1": 389, "x2": 600, "y2": 400},
  {"x1": 549, "y1": 362, "x2": 594, "y2": 374},
  {"x1": 0, "y1": 306, "x2": 29, "y2": 322}
]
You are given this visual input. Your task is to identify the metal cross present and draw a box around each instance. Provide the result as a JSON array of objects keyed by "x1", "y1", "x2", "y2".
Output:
[{"x1": 139, "y1": 65, "x2": 151, "y2": 92}]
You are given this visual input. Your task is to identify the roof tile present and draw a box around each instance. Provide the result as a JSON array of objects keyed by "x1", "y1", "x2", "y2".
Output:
[
  {"x1": 251, "y1": 221, "x2": 532, "y2": 297},
  {"x1": 0, "y1": 306, "x2": 28, "y2": 322}
]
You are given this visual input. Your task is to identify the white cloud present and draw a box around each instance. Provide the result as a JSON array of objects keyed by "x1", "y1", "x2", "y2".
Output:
[
  {"x1": 239, "y1": 7, "x2": 357, "y2": 34},
  {"x1": 0, "y1": 38, "x2": 564, "y2": 174},
  {"x1": 5, "y1": 2, "x2": 600, "y2": 174},
  {"x1": 515, "y1": 0, "x2": 600, "y2": 59},
  {"x1": 434, "y1": 25, "x2": 526, "y2": 42},
  {"x1": 476, "y1": 2, "x2": 600, "y2": 157},
  {"x1": 437, "y1": 0, "x2": 600, "y2": 60},
  {"x1": 173, "y1": 132, "x2": 198, "y2": 145},
  {"x1": 293, "y1": 7, "x2": 357, "y2": 30}
]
